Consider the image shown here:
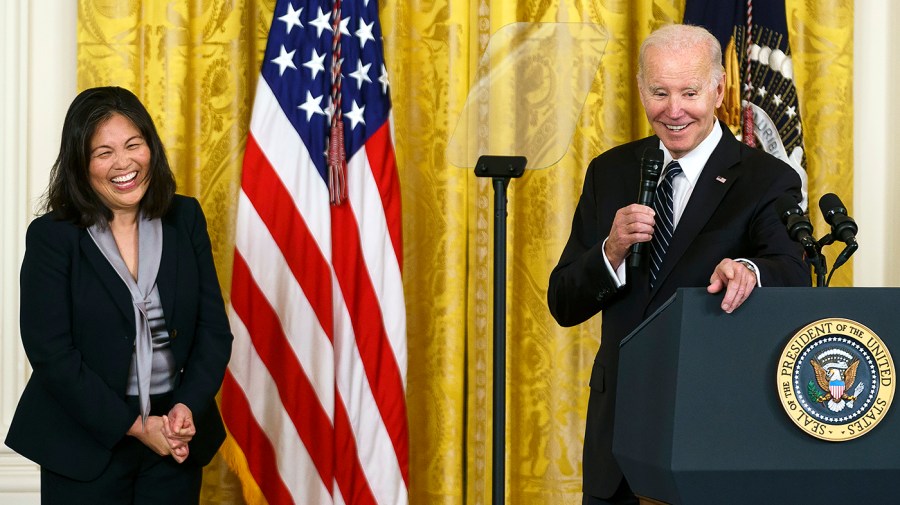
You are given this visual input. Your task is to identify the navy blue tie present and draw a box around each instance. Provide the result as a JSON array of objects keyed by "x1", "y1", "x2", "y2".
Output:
[{"x1": 650, "y1": 161, "x2": 682, "y2": 287}]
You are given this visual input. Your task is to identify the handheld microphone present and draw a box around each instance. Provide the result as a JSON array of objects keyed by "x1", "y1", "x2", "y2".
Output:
[
  {"x1": 775, "y1": 193, "x2": 819, "y2": 260},
  {"x1": 819, "y1": 193, "x2": 858, "y2": 271},
  {"x1": 628, "y1": 148, "x2": 664, "y2": 269}
]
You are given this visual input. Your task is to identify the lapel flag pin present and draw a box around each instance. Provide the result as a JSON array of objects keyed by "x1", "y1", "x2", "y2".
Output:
[{"x1": 716, "y1": 176, "x2": 727, "y2": 183}]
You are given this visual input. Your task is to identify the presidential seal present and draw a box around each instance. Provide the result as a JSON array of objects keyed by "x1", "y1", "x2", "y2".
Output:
[{"x1": 777, "y1": 318, "x2": 895, "y2": 442}]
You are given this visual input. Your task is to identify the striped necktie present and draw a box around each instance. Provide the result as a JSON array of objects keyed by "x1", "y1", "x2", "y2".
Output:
[{"x1": 650, "y1": 160, "x2": 682, "y2": 287}]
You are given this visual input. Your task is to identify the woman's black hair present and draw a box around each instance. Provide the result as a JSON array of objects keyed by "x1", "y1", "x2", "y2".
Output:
[{"x1": 44, "y1": 86, "x2": 176, "y2": 226}]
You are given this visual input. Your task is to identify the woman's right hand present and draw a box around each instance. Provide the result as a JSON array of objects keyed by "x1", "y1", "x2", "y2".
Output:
[{"x1": 127, "y1": 415, "x2": 190, "y2": 463}]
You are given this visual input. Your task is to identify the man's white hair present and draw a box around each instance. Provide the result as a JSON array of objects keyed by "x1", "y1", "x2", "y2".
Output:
[{"x1": 636, "y1": 24, "x2": 725, "y2": 89}]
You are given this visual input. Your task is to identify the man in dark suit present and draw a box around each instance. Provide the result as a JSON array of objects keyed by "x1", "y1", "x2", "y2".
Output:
[{"x1": 547, "y1": 24, "x2": 811, "y2": 504}]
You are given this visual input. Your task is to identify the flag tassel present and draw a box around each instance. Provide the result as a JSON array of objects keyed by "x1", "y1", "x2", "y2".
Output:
[
  {"x1": 328, "y1": 0, "x2": 347, "y2": 206},
  {"x1": 329, "y1": 120, "x2": 348, "y2": 205}
]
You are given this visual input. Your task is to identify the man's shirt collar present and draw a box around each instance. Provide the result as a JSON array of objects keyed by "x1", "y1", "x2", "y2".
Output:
[{"x1": 658, "y1": 122, "x2": 722, "y2": 185}]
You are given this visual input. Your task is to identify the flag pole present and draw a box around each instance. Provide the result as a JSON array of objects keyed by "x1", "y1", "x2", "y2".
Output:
[{"x1": 475, "y1": 155, "x2": 526, "y2": 505}]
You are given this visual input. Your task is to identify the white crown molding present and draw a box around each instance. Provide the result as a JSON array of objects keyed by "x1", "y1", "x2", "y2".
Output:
[{"x1": 0, "y1": 450, "x2": 39, "y2": 492}]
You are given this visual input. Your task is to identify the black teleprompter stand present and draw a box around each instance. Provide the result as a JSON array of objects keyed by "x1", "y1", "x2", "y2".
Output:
[{"x1": 474, "y1": 155, "x2": 526, "y2": 505}]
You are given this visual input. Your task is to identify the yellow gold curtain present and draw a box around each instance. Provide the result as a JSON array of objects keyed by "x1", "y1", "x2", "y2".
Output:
[
  {"x1": 77, "y1": 0, "x2": 853, "y2": 503},
  {"x1": 787, "y1": 0, "x2": 855, "y2": 287},
  {"x1": 77, "y1": 1, "x2": 274, "y2": 503}
]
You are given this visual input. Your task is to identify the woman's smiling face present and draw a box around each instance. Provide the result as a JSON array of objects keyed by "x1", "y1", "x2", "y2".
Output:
[{"x1": 88, "y1": 113, "x2": 151, "y2": 216}]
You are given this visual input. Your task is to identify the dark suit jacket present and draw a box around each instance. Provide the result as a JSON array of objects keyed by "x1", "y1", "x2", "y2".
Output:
[
  {"x1": 5, "y1": 195, "x2": 233, "y2": 481},
  {"x1": 547, "y1": 123, "x2": 811, "y2": 498}
]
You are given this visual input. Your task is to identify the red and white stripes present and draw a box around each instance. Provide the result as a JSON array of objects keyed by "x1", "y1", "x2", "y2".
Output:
[{"x1": 223, "y1": 76, "x2": 408, "y2": 504}]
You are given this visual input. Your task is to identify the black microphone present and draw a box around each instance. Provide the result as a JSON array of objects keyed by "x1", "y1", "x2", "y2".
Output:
[
  {"x1": 775, "y1": 193, "x2": 819, "y2": 260},
  {"x1": 819, "y1": 193, "x2": 858, "y2": 245},
  {"x1": 628, "y1": 148, "x2": 664, "y2": 269},
  {"x1": 819, "y1": 193, "x2": 858, "y2": 271}
]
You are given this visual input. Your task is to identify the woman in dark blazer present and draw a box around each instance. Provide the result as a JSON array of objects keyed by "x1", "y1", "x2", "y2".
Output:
[{"x1": 5, "y1": 86, "x2": 233, "y2": 504}]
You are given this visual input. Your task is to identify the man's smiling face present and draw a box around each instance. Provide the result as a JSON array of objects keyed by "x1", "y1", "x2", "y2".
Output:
[{"x1": 638, "y1": 45, "x2": 725, "y2": 159}]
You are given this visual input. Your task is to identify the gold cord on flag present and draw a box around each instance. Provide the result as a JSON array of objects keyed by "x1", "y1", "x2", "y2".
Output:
[
  {"x1": 328, "y1": 0, "x2": 348, "y2": 205},
  {"x1": 741, "y1": 0, "x2": 757, "y2": 147}
]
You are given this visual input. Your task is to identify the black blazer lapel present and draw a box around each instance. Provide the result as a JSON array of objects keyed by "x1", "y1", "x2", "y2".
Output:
[
  {"x1": 157, "y1": 218, "x2": 177, "y2": 329},
  {"x1": 650, "y1": 124, "x2": 741, "y2": 298},
  {"x1": 80, "y1": 233, "x2": 134, "y2": 325}
]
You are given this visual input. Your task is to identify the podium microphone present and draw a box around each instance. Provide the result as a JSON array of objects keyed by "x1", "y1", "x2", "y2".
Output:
[
  {"x1": 628, "y1": 148, "x2": 664, "y2": 269},
  {"x1": 819, "y1": 193, "x2": 858, "y2": 245},
  {"x1": 819, "y1": 193, "x2": 858, "y2": 271},
  {"x1": 775, "y1": 193, "x2": 819, "y2": 260}
]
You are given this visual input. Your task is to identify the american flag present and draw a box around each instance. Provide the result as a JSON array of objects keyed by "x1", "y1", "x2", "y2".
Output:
[
  {"x1": 221, "y1": 0, "x2": 408, "y2": 503},
  {"x1": 684, "y1": 0, "x2": 809, "y2": 208}
]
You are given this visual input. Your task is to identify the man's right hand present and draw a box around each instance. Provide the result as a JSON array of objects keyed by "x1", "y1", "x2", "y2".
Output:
[{"x1": 605, "y1": 204, "x2": 657, "y2": 269}]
